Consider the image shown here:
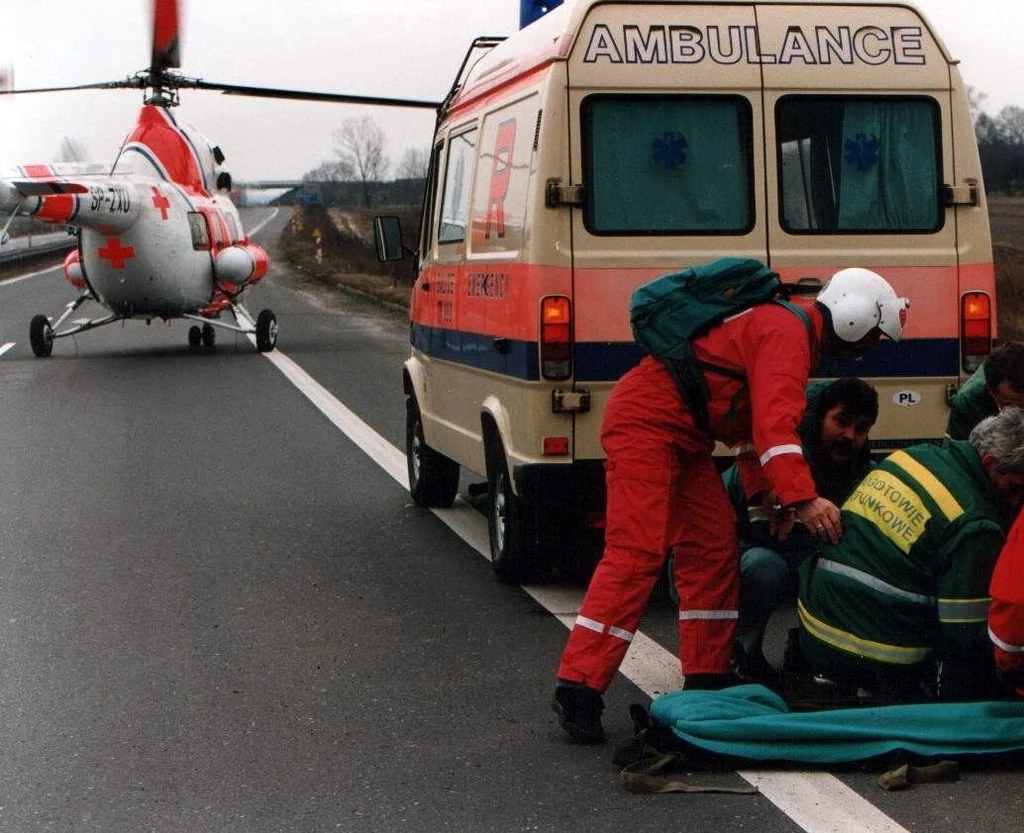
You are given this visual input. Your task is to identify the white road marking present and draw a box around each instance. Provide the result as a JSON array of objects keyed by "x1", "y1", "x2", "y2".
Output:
[
  {"x1": 0, "y1": 210, "x2": 914, "y2": 830},
  {"x1": 250, "y1": 336, "x2": 911, "y2": 833},
  {"x1": 245, "y1": 207, "x2": 279, "y2": 237},
  {"x1": 0, "y1": 342, "x2": 14, "y2": 357}
]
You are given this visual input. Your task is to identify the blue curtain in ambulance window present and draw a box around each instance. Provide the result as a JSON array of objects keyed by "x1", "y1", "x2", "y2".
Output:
[
  {"x1": 837, "y1": 101, "x2": 938, "y2": 231},
  {"x1": 589, "y1": 99, "x2": 748, "y2": 233}
]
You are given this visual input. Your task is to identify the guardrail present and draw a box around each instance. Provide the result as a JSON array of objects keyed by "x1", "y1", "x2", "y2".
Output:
[{"x1": 0, "y1": 232, "x2": 76, "y2": 266}]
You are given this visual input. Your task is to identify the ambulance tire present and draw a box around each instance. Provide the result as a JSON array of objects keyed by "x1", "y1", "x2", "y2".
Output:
[
  {"x1": 487, "y1": 439, "x2": 546, "y2": 585},
  {"x1": 406, "y1": 397, "x2": 459, "y2": 508}
]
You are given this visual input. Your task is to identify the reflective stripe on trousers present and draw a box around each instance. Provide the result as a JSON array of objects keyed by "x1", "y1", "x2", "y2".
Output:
[{"x1": 557, "y1": 388, "x2": 739, "y2": 692}]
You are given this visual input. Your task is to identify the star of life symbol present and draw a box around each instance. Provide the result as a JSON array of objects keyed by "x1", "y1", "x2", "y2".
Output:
[
  {"x1": 651, "y1": 131, "x2": 689, "y2": 170},
  {"x1": 844, "y1": 132, "x2": 880, "y2": 172}
]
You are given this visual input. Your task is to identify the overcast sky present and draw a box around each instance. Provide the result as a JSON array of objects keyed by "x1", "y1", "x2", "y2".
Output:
[{"x1": 2, "y1": 0, "x2": 1022, "y2": 181}]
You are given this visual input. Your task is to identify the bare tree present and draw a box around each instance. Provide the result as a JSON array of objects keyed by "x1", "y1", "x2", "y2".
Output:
[
  {"x1": 303, "y1": 159, "x2": 355, "y2": 182},
  {"x1": 998, "y1": 106, "x2": 1024, "y2": 147},
  {"x1": 966, "y1": 86, "x2": 987, "y2": 126},
  {"x1": 396, "y1": 147, "x2": 429, "y2": 180},
  {"x1": 333, "y1": 116, "x2": 389, "y2": 208}
]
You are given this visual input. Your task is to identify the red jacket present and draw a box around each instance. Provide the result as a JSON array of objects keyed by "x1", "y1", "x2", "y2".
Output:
[
  {"x1": 691, "y1": 298, "x2": 825, "y2": 507},
  {"x1": 990, "y1": 510, "x2": 1024, "y2": 694}
]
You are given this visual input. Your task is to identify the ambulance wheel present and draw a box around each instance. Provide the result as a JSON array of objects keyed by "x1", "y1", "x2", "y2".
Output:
[
  {"x1": 30, "y1": 314, "x2": 54, "y2": 358},
  {"x1": 188, "y1": 325, "x2": 202, "y2": 349},
  {"x1": 406, "y1": 397, "x2": 459, "y2": 508},
  {"x1": 486, "y1": 438, "x2": 547, "y2": 585},
  {"x1": 256, "y1": 309, "x2": 277, "y2": 352}
]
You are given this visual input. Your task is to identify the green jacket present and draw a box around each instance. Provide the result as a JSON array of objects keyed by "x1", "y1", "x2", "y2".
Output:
[
  {"x1": 946, "y1": 365, "x2": 997, "y2": 441},
  {"x1": 798, "y1": 440, "x2": 1008, "y2": 669}
]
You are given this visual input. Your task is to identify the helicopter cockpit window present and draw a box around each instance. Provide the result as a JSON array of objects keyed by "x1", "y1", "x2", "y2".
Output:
[
  {"x1": 209, "y1": 215, "x2": 227, "y2": 250},
  {"x1": 187, "y1": 212, "x2": 211, "y2": 250}
]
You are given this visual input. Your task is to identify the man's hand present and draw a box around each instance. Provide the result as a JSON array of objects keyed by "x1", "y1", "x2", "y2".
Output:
[
  {"x1": 793, "y1": 497, "x2": 842, "y2": 544},
  {"x1": 763, "y1": 491, "x2": 797, "y2": 541}
]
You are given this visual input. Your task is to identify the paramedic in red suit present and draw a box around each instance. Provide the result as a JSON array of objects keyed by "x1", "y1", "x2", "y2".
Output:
[
  {"x1": 552, "y1": 267, "x2": 910, "y2": 744},
  {"x1": 989, "y1": 507, "x2": 1024, "y2": 696}
]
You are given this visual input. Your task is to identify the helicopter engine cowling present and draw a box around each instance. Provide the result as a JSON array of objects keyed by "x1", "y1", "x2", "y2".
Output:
[
  {"x1": 63, "y1": 248, "x2": 87, "y2": 290},
  {"x1": 214, "y1": 243, "x2": 268, "y2": 288}
]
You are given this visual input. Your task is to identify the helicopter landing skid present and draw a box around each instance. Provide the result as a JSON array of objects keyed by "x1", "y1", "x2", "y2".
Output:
[
  {"x1": 29, "y1": 293, "x2": 119, "y2": 357},
  {"x1": 27, "y1": 295, "x2": 278, "y2": 357},
  {"x1": 182, "y1": 303, "x2": 278, "y2": 353}
]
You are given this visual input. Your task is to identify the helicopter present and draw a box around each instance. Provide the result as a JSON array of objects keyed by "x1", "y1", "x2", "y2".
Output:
[{"x1": 0, "y1": 0, "x2": 439, "y2": 357}]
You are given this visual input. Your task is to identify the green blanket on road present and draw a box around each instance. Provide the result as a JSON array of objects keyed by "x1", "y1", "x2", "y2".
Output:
[{"x1": 649, "y1": 684, "x2": 1024, "y2": 764}]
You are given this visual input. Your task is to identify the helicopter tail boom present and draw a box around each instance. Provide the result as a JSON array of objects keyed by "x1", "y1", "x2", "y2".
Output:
[{"x1": 3, "y1": 176, "x2": 143, "y2": 233}]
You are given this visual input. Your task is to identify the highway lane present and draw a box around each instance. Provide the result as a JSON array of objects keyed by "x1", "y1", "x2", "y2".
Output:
[
  {"x1": 231, "y1": 210, "x2": 1024, "y2": 833},
  {"x1": 0, "y1": 209, "x2": 1018, "y2": 832},
  {"x1": 0, "y1": 216, "x2": 773, "y2": 833}
]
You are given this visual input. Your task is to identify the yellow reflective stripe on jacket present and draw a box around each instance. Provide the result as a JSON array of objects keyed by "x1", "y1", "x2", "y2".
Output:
[
  {"x1": 937, "y1": 596, "x2": 991, "y2": 624},
  {"x1": 888, "y1": 450, "x2": 965, "y2": 521},
  {"x1": 843, "y1": 468, "x2": 931, "y2": 554},
  {"x1": 797, "y1": 600, "x2": 932, "y2": 665}
]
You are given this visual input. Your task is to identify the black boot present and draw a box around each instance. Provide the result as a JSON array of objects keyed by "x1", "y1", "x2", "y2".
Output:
[
  {"x1": 730, "y1": 644, "x2": 780, "y2": 686},
  {"x1": 551, "y1": 684, "x2": 605, "y2": 745}
]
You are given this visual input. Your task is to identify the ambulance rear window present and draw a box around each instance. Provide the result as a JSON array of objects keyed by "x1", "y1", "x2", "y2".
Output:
[
  {"x1": 581, "y1": 95, "x2": 753, "y2": 235},
  {"x1": 776, "y1": 96, "x2": 942, "y2": 234}
]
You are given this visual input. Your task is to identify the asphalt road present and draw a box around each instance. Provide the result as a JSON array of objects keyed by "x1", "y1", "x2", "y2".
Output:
[{"x1": 0, "y1": 208, "x2": 1019, "y2": 833}]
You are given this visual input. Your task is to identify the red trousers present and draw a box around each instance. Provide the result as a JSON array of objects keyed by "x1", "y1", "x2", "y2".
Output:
[{"x1": 557, "y1": 358, "x2": 739, "y2": 692}]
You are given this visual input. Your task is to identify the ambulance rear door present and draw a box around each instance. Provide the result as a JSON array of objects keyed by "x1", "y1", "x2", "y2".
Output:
[
  {"x1": 564, "y1": 2, "x2": 769, "y2": 460},
  {"x1": 758, "y1": 2, "x2": 964, "y2": 445}
]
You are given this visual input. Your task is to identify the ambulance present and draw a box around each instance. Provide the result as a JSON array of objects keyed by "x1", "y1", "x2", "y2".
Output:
[{"x1": 375, "y1": 0, "x2": 994, "y2": 584}]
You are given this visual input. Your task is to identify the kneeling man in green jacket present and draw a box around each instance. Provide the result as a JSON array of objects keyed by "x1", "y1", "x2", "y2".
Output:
[{"x1": 798, "y1": 407, "x2": 1024, "y2": 702}]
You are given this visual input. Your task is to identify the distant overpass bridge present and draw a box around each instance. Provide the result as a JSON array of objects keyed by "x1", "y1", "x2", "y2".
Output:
[
  {"x1": 234, "y1": 178, "x2": 426, "y2": 207},
  {"x1": 237, "y1": 181, "x2": 304, "y2": 190},
  {"x1": 233, "y1": 181, "x2": 305, "y2": 206}
]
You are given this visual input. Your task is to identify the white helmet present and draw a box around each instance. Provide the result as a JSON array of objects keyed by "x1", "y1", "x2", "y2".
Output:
[{"x1": 816, "y1": 268, "x2": 910, "y2": 343}]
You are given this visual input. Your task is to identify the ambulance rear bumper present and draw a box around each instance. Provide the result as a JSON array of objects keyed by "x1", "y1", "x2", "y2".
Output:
[{"x1": 511, "y1": 459, "x2": 605, "y2": 507}]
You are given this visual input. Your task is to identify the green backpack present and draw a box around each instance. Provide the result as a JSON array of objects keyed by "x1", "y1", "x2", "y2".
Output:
[{"x1": 629, "y1": 257, "x2": 811, "y2": 434}]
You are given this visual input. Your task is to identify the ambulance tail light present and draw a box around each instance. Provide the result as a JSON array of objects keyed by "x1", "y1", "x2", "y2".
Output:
[
  {"x1": 961, "y1": 291, "x2": 992, "y2": 372},
  {"x1": 540, "y1": 295, "x2": 572, "y2": 380}
]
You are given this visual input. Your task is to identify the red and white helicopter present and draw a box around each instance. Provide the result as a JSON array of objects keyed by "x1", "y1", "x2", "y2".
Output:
[{"x1": 0, "y1": 0, "x2": 438, "y2": 357}]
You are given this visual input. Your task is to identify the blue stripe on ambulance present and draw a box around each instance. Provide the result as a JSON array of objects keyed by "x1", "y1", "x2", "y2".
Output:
[{"x1": 412, "y1": 324, "x2": 958, "y2": 383}]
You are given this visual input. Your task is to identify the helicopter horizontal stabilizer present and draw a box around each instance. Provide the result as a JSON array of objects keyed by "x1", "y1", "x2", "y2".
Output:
[{"x1": 8, "y1": 179, "x2": 90, "y2": 197}]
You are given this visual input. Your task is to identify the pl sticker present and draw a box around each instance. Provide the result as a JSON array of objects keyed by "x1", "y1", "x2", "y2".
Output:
[{"x1": 892, "y1": 390, "x2": 921, "y2": 407}]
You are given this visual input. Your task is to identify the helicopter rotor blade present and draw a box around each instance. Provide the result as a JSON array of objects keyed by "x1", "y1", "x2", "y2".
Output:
[
  {"x1": 0, "y1": 81, "x2": 130, "y2": 95},
  {"x1": 151, "y1": 0, "x2": 182, "y2": 75},
  {"x1": 191, "y1": 79, "x2": 440, "y2": 110},
  {"x1": 0, "y1": 76, "x2": 441, "y2": 109}
]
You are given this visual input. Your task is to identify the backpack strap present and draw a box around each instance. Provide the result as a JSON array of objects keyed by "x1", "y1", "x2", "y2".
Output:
[
  {"x1": 665, "y1": 298, "x2": 813, "y2": 435},
  {"x1": 774, "y1": 298, "x2": 812, "y2": 334}
]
